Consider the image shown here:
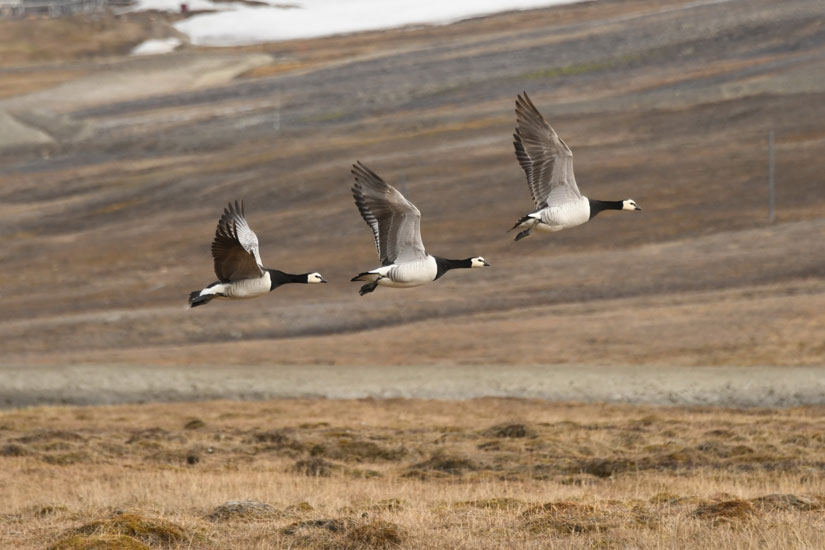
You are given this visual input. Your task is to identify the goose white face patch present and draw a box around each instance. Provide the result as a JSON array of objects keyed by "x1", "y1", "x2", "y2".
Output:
[
  {"x1": 470, "y1": 257, "x2": 491, "y2": 268},
  {"x1": 623, "y1": 199, "x2": 641, "y2": 211},
  {"x1": 307, "y1": 272, "x2": 327, "y2": 284}
]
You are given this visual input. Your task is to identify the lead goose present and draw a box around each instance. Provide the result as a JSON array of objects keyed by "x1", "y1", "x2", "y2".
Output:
[
  {"x1": 510, "y1": 92, "x2": 641, "y2": 241},
  {"x1": 350, "y1": 162, "x2": 490, "y2": 296},
  {"x1": 189, "y1": 201, "x2": 326, "y2": 308}
]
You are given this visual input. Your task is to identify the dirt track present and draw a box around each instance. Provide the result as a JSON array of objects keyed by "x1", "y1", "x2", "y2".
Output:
[{"x1": 3, "y1": 364, "x2": 824, "y2": 409}]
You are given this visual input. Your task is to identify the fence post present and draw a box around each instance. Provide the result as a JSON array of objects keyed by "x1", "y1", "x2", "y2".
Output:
[{"x1": 769, "y1": 129, "x2": 775, "y2": 224}]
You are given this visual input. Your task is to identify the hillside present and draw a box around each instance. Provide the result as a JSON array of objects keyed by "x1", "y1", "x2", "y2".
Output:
[{"x1": 1, "y1": 0, "x2": 824, "y2": 368}]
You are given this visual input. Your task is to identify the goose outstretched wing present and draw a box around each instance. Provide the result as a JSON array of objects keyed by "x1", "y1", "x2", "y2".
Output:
[
  {"x1": 211, "y1": 200, "x2": 264, "y2": 281},
  {"x1": 513, "y1": 92, "x2": 581, "y2": 208},
  {"x1": 351, "y1": 162, "x2": 426, "y2": 265}
]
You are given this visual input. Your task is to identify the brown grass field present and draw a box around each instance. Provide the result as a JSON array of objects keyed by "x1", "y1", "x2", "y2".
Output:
[{"x1": 3, "y1": 399, "x2": 825, "y2": 549}]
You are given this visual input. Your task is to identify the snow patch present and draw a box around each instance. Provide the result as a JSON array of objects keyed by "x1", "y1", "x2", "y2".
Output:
[
  {"x1": 132, "y1": 0, "x2": 588, "y2": 47},
  {"x1": 131, "y1": 38, "x2": 183, "y2": 56},
  {"x1": 128, "y1": 0, "x2": 237, "y2": 12}
]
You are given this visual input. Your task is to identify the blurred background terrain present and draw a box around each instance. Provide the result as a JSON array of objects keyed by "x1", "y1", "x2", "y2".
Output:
[{"x1": 1, "y1": 0, "x2": 824, "y2": 372}]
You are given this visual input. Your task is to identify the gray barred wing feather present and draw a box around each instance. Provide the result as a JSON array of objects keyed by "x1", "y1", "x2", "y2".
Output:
[
  {"x1": 514, "y1": 92, "x2": 581, "y2": 208},
  {"x1": 351, "y1": 162, "x2": 426, "y2": 265},
  {"x1": 211, "y1": 200, "x2": 265, "y2": 281}
]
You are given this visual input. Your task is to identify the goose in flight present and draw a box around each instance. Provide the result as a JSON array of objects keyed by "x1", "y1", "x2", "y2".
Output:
[
  {"x1": 350, "y1": 162, "x2": 490, "y2": 296},
  {"x1": 509, "y1": 92, "x2": 641, "y2": 241},
  {"x1": 189, "y1": 201, "x2": 326, "y2": 307}
]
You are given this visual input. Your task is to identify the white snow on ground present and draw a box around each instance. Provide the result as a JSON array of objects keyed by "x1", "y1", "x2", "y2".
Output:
[
  {"x1": 131, "y1": 37, "x2": 183, "y2": 56},
  {"x1": 129, "y1": 0, "x2": 588, "y2": 48},
  {"x1": 128, "y1": 0, "x2": 237, "y2": 12}
]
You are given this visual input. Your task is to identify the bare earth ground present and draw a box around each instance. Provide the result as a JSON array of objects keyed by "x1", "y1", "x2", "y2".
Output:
[
  {"x1": 0, "y1": 0, "x2": 823, "y2": 371},
  {"x1": 3, "y1": 364, "x2": 825, "y2": 409},
  {"x1": 3, "y1": 399, "x2": 825, "y2": 549}
]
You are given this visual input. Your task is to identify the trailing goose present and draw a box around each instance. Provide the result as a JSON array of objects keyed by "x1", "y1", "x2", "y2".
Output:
[
  {"x1": 510, "y1": 92, "x2": 641, "y2": 241},
  {"x1": 188, "y1": 200, "x2": 326, "y2": 308},
  {"x1": 350, "y1": 162, "x2": 490, "y2": 296}
]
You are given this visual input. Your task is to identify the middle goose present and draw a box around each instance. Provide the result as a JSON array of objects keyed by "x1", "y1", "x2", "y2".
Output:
[{"x1": 350, "y1": 162, "x2": 490, "y2": 296}]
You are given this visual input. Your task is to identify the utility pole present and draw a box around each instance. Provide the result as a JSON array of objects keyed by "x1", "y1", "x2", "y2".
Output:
[{"x1": 769, "y1": 129, "x2": 775, "y2": 224}]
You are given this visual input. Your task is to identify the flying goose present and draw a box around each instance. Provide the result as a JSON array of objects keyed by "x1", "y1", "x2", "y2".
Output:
[
  {"x1": 510, "y1": 92, "x2": 641, "y2": 241},
  {"x1": 188, "y1": 201, "x2": 326, "y2": 308},
  {"x1": 350, "y1": 162, "x2": 490, "y2": 296}
]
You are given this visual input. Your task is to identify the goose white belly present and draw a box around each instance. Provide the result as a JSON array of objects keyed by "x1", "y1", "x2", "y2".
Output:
[
  {"x1": 218, "y1": 272, "x2": 271, "y2": 299},
  {"x1": 535, "y1": 197, "x2": 590, "y2": 231},
  {"x1": 365, "y1": 256, "x2": 438, "y2": 288}
]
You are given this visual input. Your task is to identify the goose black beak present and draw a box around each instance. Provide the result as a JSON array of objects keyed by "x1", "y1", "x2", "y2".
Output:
[
  {"x1": 320, "y1": 277, "x2": 328, "y2": 283},
  {"x1": 482, "y1": 260, "x2": 491, "y2": 267},
  {"x1": 635, "y1": 206, "x2": 642, "y2": 211}
]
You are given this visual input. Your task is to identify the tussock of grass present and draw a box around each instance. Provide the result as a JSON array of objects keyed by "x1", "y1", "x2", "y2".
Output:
[
  {"x1": 522, "y1": 502, "x2": 612, "y2": 534},
  {"x1": 327, "y1": 439, "x2": 406, "y2": 462},
  {"x1": 370, "y1": 499, "x2": 404, "y2": 512},
  {"x1": 282, "y1": 518, "x2": 353, "y2": 535},
  {"x1": 481, "y1": 423, "x2": 535, "y2": 438},
  {"x1": 412, "y1": 452, "x2": 479, "y2": 475},
  {"x1": 750, "y1": 494, "x2": 822, "y2": 512},
  {"x1": 250, "y1": 429, "x2": 305, "y2": 454},
  {"x1": 580, "y1": 458, "x2": 638, "y2": 478},
  {"x1": 27, "y1": 504, "x2": 70, "y2": 517},
  {"x1": 207, "y1": 500, "x2": 278, "y2": 522},
  {"x1": 0, "y1": 443, "x2": 30, "y2": 456},
  {"x1": 344, "y1": 520, "x2": 404, "y2": 549},
  {"x1": 70, "y1": 513, "x2": 187, "y2": 546},
  {"x1": 41, "y1": 452, "x2": 90, "y2": 465},
  {"x1": 183, "y1": 419, "x2": 205, "y2": 430},
  {"x1": 692, "y1": 499, "x2": 756, "y2": 523},
  {"x1": 15, "y1": 430, "x2": 85, "y2": 444},
  {"x1": 454, "y1": 497, "x2": 524, "y2": 510},
  {"x1": 294, "y1": 456, "x2": 336, "y2": 477},
  {"x1": 48, "y1": 534, "x2": 150, "y2": 550},
  {"x1": 125, "y1": 428, "x2": 184, "y2": 445},
  {"x1": 283, "y1": 518, "x2": 404, "y2": 550}
]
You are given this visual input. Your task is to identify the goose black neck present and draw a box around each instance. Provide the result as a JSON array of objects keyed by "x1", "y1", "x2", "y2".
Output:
[
  {"x1": 588, "y1": 199, "x2": 623, "y2": 219},
  {"x1": 268, "y1": 269, "x2": 307, "y2": 289},
  {"x1": 433, "y1": 256, "x2": 472, "y2": 280}
]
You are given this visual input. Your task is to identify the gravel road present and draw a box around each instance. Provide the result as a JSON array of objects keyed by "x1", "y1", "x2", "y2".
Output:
[{"x1": 2, "y1": 364, "x2": 823, "y2": 409}]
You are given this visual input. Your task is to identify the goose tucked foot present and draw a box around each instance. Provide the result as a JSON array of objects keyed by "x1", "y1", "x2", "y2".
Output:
[
  {"x1": 189, "y1": 290, "x2": 216, "y2": 308},
  {"x1": 509, "y1": 214, "x2": 534, "y2": 232},
  {"x1": 514, "y1": 228, "x2": 533, "y2": 241},
  {"x1": 511, "y1": 215, "x2": 539, "y2": 241},
  {"x1": 359, "y1": 281, "x2": 380, "y2": 295}
]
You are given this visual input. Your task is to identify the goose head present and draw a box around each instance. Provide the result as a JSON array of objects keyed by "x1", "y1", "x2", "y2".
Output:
[
  {"x1": 622, "y1": 199, "x2": 642, "y2": 211},
  {"x1": 470, "y1": 257, "x2": 491, "y2": 268},
  {"x1": 306, "y1": 272, "x2": 328, "y2": 284}
]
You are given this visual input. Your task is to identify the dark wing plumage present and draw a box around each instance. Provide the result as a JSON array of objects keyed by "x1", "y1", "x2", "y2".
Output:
[
  {"x1": 351, "y1": 162, "x2": 426, "y2": 265},
  {"x1": 514, "y1": 92, "x2": 581, "y2": 208},
  {"x1": 211, "y1": 200, "x2": 264, "y2": 281}
]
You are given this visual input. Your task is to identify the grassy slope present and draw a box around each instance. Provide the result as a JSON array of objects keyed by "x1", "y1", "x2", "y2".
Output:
[{"x1": 1, "y1": 0, "x2": 824, "y2": 367}]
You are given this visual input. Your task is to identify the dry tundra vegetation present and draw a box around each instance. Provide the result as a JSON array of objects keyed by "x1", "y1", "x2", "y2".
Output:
[
  {"x1": 2, "y1": 0, "x2": 825, "y2": 548},
  {"x1": 2, "y1": 399, "x2": 825, "y2": 549}
]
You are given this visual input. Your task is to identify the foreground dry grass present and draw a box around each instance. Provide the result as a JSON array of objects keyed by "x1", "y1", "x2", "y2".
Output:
[{"x1": 2, "y1": 398, "x2": 824, "y2": 549}]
